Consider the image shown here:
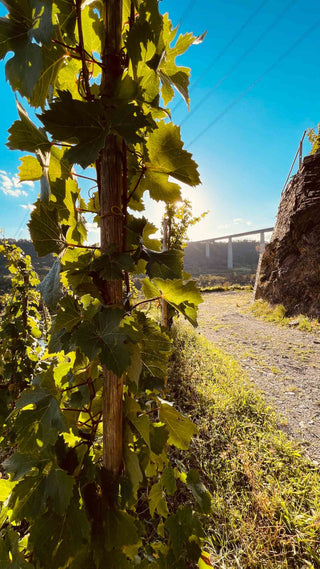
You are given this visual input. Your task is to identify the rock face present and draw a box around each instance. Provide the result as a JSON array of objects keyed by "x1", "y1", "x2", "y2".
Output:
[{"x1": 254, "y1": 152, "x2": 320, "y2": 317}]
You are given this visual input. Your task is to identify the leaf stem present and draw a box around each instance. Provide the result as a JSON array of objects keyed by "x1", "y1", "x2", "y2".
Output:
[
  {"x1": 130, "y1": 297, "x2": 161, "y2": 310},
  {"x1": 127, "y1": 166, "x2": 146, "y2": 203},
  {"x1": 66, "y1": 243, "x2": 99, "y2": 250}
]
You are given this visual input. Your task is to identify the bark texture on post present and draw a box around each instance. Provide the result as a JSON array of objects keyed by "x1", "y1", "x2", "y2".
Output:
[{"x1": 99, "y1": 0, "x2": 124, "y2": 479}]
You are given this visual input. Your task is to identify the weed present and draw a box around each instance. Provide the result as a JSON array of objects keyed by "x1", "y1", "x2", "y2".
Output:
[{"x1": 251, "y1": 300, "x2": 320, "y2": 333}]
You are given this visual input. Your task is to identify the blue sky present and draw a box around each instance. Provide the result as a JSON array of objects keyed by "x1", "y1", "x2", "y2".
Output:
[{"x1": 0, "y1": 0, "x2": 320, "y2": 242}]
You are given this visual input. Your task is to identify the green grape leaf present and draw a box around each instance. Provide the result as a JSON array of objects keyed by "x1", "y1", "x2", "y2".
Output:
[
  {"x1": 28, "y1": 200, "x2": 67, "y2": 256},
  {"x1": 0, "y1": 479, "x2": 16, "y2": 502},
  {"x1": 54, "y1": 296, "x2": 82, "y2": 333},
  {"x1": 91, "y1": 250, "x2": 135, "y2": 281},
  {"x1": 159, "y1": 403, "x2": 197, "y2": 450},
  {"x1": 125, "y1": 396, "x2": 151, "y2": 447},
  {"x1": 39, "y1": 91, "x2": 151, "y2": 168},
  {"x1": 147, "y1": 278, "x2": 203, "y2": 326},
  {"x1": 32, "y1": 42, "x2": 66, "y2": 108},
  {"x1": 7, "y1": 101, "x2": 51, "y2": 154},
  {"x1": 165, "y1": 506, "x2": 204, "y2": 561},
  {"x1": 3, "y1": 453, "x2": 35, "y2": 481},
  {"x1": 139, "y1": 247, "x2": 183, "y2": 279},
  {"x1": 37, "y1": 258, "x2": 61, "y2": 309},
  {"x1": 73, "y1": 308, "x2": 131, "y2": 376},
  {"x1": 186, "y1": 469, "x2": 211, "y2": 514},
  {"x1": 38, "y1": 91, "x2": 107, "y2": 168},
  {"x1": 44, "y1": 468, "x2": 74, "y2": 515},
  {"x1": 49, "y1": 146, "x2": 71, "y2": 181},
  {"x1": 15, "y1": 388, "x2": 66, "y2": 451},
  {"x1": 0, "y1": 528, "x2": 32, "y2": 569},
  {"x1": 6, "y1": 43, "x2": 43, "y2": 100},
  {"x1": 29, "y1": 497, "x2": 90, "y2": 568},
  {"x1": 149, "y1": 423, "x2": 169, "y2": 455},
  {"x1": 149, "y1": 482, "x2": 168, "y2": 518},
  {"x1": 133, "y1": 312, "x2": 172, "y2": 382},
  {"x1": 161, "y1": 466, "x2": 176, "y2": 496},
  {"x1": 124, "y1": 448, "x2": 143, "y2": 496},
  {"x1": 140, "y1": 169, "x2": 181, "y2": 203},
  {"x1": 19, "y1": 155, "x2": 42, "y2": 181},
  {"x1": 141, "y1": 277, "x2": 159, "y2": 299},
  {"x1": 80, "y1": 4, "x2": 102, "y2": 57},
  {"x1": 146, "y1": 121, "x2": 200, "y2": 186},
  {"x1": 102, "y1": 510, "x2": 139, "y2": 550}
]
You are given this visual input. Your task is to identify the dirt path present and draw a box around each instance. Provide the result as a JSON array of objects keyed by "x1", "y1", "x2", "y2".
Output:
[{"x1": 198, "y1": 291, "x2": 320, "y2": 464}]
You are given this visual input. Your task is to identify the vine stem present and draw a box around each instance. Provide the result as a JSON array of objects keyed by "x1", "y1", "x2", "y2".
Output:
[{"x1": 75, "y1": 0, "x2": 93, "y2": 101}]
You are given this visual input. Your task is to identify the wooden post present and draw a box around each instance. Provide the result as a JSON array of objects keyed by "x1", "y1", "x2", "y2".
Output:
[{"x1": 99, "y1": 0, "x2": 124, "y2": 480}]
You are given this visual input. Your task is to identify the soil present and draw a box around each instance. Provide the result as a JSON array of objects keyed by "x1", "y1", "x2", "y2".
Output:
[{"x1": 198, "y1": 291, "x2": 320, "y2": 464}]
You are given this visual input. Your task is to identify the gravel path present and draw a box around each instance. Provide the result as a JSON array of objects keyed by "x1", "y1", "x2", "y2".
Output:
[{"x1": 198, "y1": 291, "x2": 320, "y2": 464}]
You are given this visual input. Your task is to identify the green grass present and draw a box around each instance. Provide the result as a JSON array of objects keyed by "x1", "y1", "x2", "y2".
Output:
[
  {"x1": 201, "y1": 284, "x2": 252, "y2": 293},
  {"x1": 251, "y1": 300, "x2": 320, "y2": 333},
  {"x1": 168, "y1": 325, "x2": 320, "y2": 568}
]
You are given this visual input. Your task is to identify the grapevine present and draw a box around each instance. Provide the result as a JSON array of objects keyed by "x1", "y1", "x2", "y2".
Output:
[{"x1": 0, "y1": 1, "x2": 210, "y2": 567}]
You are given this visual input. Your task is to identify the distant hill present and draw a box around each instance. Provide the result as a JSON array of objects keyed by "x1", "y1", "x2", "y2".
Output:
[
  {"x1": 184, "y1": 239, "x2": 260, "y2": 276},
  {"x1": 0, "y1": 239, "x2": 54, "y2": 293},
  {"x1": 0, "y1": 238, "x2": 262, "y2": 293}
]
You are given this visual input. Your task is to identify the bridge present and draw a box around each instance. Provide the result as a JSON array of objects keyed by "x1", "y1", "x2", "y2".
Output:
[{"x1": 191, "y1": 227, "x2": 274, "y2": 269}]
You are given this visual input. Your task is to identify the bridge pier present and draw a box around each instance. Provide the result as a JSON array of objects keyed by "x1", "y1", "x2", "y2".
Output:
[
  {"x1": 205, "y1": 243, "x2": 210, "y2": 258},
  {"x1": 227, "y1": 237, "x2": 233, "y2": 269}
]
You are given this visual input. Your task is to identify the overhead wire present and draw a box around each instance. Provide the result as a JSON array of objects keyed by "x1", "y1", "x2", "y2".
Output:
[
  {"x1": 177, "y1": 0, "x2": 197, "y2": 27},
  {"x1": 172, "y1": 0, "x2": 270, "y2": 113},
  {"x1": 188, "y1": 18, "x2": 320, "y2": 147},
  {"x1": 181, "y1": 0, "x2": 297, "y2": 125}
]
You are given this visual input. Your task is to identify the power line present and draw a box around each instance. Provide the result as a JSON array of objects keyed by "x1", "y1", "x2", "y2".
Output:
[
  {"x1": 181, "y1": 0, "x2": 297, "y2": 126},
  {"x1": 188, "y1": 18, "x2": 320, "y2": 147},
  {"x1": 178, "y1": 0, "x2": 197, "y2": 27},
  {"x1": 172, "y1": 0, "x2": 270, "y2": 113}
]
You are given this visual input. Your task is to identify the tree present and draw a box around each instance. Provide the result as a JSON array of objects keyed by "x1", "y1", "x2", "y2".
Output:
[
  {"x1": 164, "y1": 199, "x2": 208, "y2": 251},
  {"x1": 0, "y1": 2, "x2": 209, "y2": 567}
]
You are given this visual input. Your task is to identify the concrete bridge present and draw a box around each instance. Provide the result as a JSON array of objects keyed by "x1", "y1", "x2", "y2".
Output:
[{"x1": 193, "y1": 227, "x2": 274, "y2": 269}]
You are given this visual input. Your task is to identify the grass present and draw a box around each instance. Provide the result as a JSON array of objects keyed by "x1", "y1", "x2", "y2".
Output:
[
  {"x1": 251, "y1": 300, "x2": 320, "y2": 333},
  {"x1": 168, "y1": 325, "x2": 320, "y2": 568},
  {"x1": 201, "y1": 284, "x2": 252, "y2": 293}
]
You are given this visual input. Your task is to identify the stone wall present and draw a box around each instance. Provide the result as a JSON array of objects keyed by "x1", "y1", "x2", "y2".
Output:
[{"x1": 254, "y1": 152, "x2": 320, "y2": 317}]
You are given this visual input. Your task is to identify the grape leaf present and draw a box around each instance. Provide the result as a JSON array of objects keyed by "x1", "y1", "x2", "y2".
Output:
[
  {"x1": 146, "y1": 121, "x2": 200, "y2": 186},
  {"x1": 29, "y1": 497, "x2": 90, "y2": 568},
  {"x1": 142, "y1": 277, "x2": 202, "y2": 326},
  {"x1": 140, "y1": 169, "x2": 181, "y2": 203},
  {"x1": 159, "y1": 403, "x2": 197, "y2": 450},
  {"x1": 73, "y1": 308, "x2": 132, "y2": 376},
  {"x1": 3, "y1": 453, "x2": 35, "y2": 481},
  {"x1": 38, "y1": 90, "x2": 107, "y2": 168},
  {"x1": 186, "y1": 469, "x2": 211, "y2": 514},
  {"x1": 53, "y1": 296, "x2": 82, "y2": 333},
  {"x1": 139, "y1": 246, "x2": 183, "y2": 279},
  {"x1": 28, "y1": 200, "x2": 67, "y2": 256},
  {"x1": 37, "y1": 258, "x2": 61, "y2": 309},
  {"x1": 19, "y1": 155, "x2": 42, "y2": 181},
  {"x1": 161, "y1": 466, "x2": 176, "y2": 496},
  {"x1": 44, "y1": 468, "x2": 74, "y2": 515},
  {"x1": 7, "y1": 101, "x2": 51, "y2": 154},
  {"x1": 149, "y1": 481, "x2": 168, "y2": 518}
]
